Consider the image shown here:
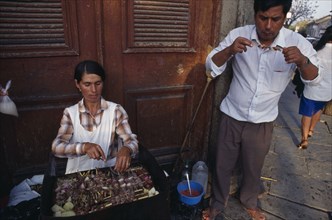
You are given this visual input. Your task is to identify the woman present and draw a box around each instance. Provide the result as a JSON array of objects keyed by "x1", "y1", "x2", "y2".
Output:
[
  {"x1": 298, "y1": 26, "x2": 332, "y2": 149},
  {"x1": 52, "y1": 60, "x2": 138, "y2": 173}
]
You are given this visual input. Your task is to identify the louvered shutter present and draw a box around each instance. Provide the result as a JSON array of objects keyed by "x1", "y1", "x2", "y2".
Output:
[
  {"x1": 125, "y1": 0, "x2": 194, "y2": 53},
  {"x1": 0, "y1": 0, "x2": 79, "y2": 58}
]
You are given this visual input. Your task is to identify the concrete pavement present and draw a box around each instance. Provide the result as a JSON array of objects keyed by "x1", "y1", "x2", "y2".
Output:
[{"x1": 221, "y1": 83, "x2": 332, "y2": 220}]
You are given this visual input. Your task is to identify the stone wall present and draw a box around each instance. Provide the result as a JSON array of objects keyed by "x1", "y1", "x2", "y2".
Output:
[{"x1": 208, "y1": 0, "x2": 254, "y2": 170}]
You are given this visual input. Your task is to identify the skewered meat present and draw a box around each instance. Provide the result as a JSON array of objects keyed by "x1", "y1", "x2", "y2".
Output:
[{"x1": 51, "y1": 165, "x2": 159, "y2": 216}]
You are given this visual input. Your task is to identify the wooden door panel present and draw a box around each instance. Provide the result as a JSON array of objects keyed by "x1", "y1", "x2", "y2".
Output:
[{"x1": 125, "y1": 85, "x2": 193, "y2": 163}]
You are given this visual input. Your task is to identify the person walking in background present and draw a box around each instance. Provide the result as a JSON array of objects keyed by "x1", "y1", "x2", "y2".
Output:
[
  {"x1": 203, "y1": 0, "x2": 321, "y2": 219},
  {"x1": 298, "y1": 26, "x2": 332, "y2": 149}
]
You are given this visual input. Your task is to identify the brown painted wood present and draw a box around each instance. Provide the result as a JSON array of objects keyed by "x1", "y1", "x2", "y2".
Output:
[{"x1": 0, "y1": 0, "x2": 220, "y2": 181}]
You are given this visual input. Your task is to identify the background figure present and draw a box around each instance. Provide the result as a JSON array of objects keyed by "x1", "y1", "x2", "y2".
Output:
[
  {"x1": 52, "y1": 60, "x2": 138, "y2": 174},
  {"x1": 298, "y1": 26, "x2": 332, "y2": 149}
]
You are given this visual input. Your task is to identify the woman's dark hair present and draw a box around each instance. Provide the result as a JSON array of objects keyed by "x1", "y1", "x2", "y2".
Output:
[
  {"x1": 314, "y1": 26, "x2": 332, "y2": 51},
  {"x1": 74, "y1": 60, "x2": 105, "y2": 82},
  {"x1": 254, "y1": 0, "x2": 292, "y2": 15}
]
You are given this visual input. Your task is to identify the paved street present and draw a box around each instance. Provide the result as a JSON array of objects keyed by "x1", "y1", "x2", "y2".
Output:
[{"x1": 221, "y1": 83, "x2": 332, "y2": 220}]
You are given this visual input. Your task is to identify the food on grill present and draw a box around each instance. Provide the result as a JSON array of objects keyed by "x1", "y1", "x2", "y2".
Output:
[
  {"x1": 51, "y1": 165, "x2": 159, "y2": 216},
  {"x1": 51, "y1": 198, "x2": 75, "y2": 217}
]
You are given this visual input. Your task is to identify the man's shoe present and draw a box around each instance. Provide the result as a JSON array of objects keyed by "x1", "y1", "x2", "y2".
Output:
[
  {"x1": 244, "y1": 207, "x2": 266, "y2": 220},
  {"x1": 202, "y1": 208, "x2": 225, "y2": 220},
  {"x1": 214, "y1": 212, "x2": 225, "y2": 220}
]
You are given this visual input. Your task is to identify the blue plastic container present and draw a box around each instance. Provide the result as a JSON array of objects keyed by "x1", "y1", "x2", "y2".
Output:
[{"x1": 177, "y1": 180, "x2": 204, "y2": 205}]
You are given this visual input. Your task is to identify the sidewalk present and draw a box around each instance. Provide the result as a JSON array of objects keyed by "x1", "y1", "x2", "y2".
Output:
[{"x1": 221, "y1": 83, "x2": 332, "y2": 219}]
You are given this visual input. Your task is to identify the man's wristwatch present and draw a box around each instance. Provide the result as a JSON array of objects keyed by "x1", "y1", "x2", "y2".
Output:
[{"x1": 299, "y1": 57, "x2": 310, "y2": 69}]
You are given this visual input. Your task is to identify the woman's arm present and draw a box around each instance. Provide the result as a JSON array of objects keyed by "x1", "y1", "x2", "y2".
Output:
[
  {"x1": 113, "y1": 105, "x2": 139, "y2": 172},
  {"x1": 51, "y1": 109, "x2": 84, "y2": 158},
  {"x1": 114, "y1": 105, "x2": 139, "y2": 155}
]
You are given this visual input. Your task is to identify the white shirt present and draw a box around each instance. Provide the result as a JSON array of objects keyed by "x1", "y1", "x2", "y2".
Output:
[
  {"x1": 206, "y1": 25, "x2": 321, "y2": 123},
  {"x1": 303, "y1": 43, "x2": 332, "y2": 101}
]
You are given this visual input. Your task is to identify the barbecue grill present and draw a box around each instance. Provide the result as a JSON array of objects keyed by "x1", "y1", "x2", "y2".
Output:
[{"x1": 40, "y1": 145, "x2": 171, "y2": 220}]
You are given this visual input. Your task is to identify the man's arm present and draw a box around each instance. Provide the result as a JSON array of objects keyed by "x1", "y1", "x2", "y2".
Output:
[
  {"x1": 296, "y1": 56, "x2": 318, "y2": 80},
  {"x1": 211, "y1": 46, "x2": 234, "y2": 67},
  {"x1": 282, "y1": 46, "x2": 318, "y2": 80},
  {"x1": 211, "y1": 37, "x2": 253, "y2": 67}
]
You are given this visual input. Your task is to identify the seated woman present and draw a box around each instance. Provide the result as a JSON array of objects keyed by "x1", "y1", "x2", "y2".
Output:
[{"x1": 52, "y1": 60, "x2": 138, "y2": 174}]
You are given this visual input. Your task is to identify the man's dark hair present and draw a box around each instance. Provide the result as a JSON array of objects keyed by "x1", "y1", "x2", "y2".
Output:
[
  {"x1": 254, "y1": 0, "x2": 292, "y2": 15},
  {"x1": 74, "y1": 60, "x2": 106, "y2": 82}
]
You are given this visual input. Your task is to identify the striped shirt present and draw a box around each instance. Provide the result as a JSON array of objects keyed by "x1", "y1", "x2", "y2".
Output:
[{"x1": 52, "y1": 98, "x2": 138, "y2": 158}]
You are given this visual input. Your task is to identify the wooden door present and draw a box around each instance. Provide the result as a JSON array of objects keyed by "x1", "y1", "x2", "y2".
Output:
[
  {"x1": 101, "y1": 0, "x2": 220, "y2": 169},
  {"x1": 0, "y1": 0, "x2": 220, "y2": 180}
]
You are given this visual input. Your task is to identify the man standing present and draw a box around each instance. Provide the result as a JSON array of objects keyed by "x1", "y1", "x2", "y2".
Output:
[{"x1": 204, "y1": 0, "x2": 320, "y2": 219}]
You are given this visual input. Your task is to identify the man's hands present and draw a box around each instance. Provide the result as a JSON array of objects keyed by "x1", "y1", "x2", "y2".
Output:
[
  {"x1": 214, "y1": 37, "x2": 307, "y2": 68},
  {"x1": 281, "y1": 46, "x2": 307, "y2": 67},
  {"x1": 211, "y1": 36, "x2": 317, "y2": 80},
  {"x1": 211, "y1": 37, "x2": 253, "y2": 67},
  {"x1": 281, "y1": 46, "x2": 318, "y2": 80},
  {"x1": 228, "y1": 38, "x2": 306, "y2": 69},
  {"x1": 228, "y1": 37, "x2": 253, "y2": 55}
]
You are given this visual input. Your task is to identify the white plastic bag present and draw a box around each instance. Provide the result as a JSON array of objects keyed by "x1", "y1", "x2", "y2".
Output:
[
  {"x1": 0, "y1": 80, "x2": 18, "y2": 117},
  {"x1": 7, "y1": 175, "x2": 44, "y2": 206}
]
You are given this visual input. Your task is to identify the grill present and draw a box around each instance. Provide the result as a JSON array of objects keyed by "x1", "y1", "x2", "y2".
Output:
[{"x1": 40, "y1": 145, "x2": 171, "y2": 220}]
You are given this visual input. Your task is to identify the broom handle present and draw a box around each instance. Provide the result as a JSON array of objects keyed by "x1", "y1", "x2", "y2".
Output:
[{"x1": 172, "y1": 76, "x2": 212, "y2": 174}]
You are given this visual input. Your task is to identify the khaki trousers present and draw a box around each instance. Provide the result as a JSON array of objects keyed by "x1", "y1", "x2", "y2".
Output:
[{"x1": 211, "y1": 113, "x2": 273, "y2": 210}]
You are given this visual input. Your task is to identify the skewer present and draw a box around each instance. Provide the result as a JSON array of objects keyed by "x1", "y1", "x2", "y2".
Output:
[
  {"x1": 272, "y1": 45, "x2": 283, "y2": 51},
  {"x1": 260, "y1": 176, "x2": 277, "y2": 182}
]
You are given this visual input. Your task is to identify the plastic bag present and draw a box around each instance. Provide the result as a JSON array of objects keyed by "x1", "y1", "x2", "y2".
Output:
[{"x1": 0, "y1": 80, "x2": 19, "y2": 117}]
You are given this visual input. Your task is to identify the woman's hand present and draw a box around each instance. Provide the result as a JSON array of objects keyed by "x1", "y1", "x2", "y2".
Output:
[
  {"x1": 83, "y1": 142, "x2": 106, "y2": 161},
  {"x1": 114, "y1": 146, "x2": 131, "y2": 172}
]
